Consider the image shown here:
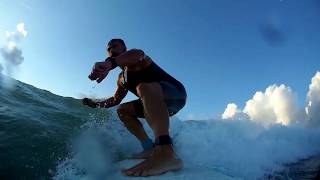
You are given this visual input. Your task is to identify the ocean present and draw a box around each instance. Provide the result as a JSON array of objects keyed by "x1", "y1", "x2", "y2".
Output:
[{"x1": 1, "y1": 74, "x2": 320, "y2": 180}]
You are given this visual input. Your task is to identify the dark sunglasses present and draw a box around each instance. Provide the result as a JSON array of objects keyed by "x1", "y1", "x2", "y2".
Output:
[{"x1": 107, "y1": 44, "x2": 119, "y2": 52}]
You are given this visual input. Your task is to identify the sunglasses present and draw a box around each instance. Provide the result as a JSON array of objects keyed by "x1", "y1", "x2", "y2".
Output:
[{"x1": 107, "y1": 44, "x2": 119, "y2": 52}]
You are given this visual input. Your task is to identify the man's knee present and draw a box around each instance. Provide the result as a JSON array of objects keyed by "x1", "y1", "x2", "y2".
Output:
[
  {"x1": 117, "y1": 104, "x2": 129, "y2": 118},
  {"x1": 117, "y1": 103, "x2": 143, "y2": 127},
  {"x1": 117, "y1": 103, "x2": 137, "y2": 119}
]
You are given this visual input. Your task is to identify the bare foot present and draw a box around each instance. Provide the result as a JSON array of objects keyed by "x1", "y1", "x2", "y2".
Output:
[
  {"x1": 129, "y1": 149, "x2": 153, "y2": 159},
  {"x1": 122, "y1": 145, "x2": 183, "y2": 177}
]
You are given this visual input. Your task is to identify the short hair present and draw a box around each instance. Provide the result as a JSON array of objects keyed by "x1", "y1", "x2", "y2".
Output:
[{"x1": 107, "y1": 38, "x2": 127, "y2": 50}]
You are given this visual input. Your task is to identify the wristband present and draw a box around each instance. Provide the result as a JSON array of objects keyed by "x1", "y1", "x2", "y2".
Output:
[{"x1": 106, "y1": 57, "x2": 118, "y2": 69}]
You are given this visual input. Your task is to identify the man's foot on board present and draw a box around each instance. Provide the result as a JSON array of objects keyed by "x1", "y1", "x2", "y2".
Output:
[
  {"x1": 121, "y1": 145, "x2": 183, "y2": 177},
  {"x1": 129, "y1": 148, "x2": 153, "y2": 159}
]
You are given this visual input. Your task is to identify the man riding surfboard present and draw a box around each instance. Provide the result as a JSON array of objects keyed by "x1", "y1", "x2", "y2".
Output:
[{"x1": 83, "y1": 38, "x2": 187, "y2": 177}]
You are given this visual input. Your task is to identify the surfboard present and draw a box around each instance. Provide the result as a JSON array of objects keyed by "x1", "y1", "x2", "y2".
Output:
[{"x1": 105, "y1": 159, "x2": 241, "y2": 180}]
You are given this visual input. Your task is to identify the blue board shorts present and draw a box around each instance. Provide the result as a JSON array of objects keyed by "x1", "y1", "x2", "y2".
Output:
[{"x1": 132, "y1": 81, "x2": 187, "y2": 117}]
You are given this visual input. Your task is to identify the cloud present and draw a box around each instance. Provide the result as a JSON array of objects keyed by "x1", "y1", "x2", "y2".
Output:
[
  {"x1": 222, "y1": 72, "x2": 320, "y2": 129},
  {"x1": 222, "y1": 103, "x2": 249, "y2": 120},
  {"x1": 0, "y1": 23, "x2": 27, "y2": 76},
  {"x1": 222, "y1": 84, "x2": 299, "y2": 127},
  {"x1": 5, "y1": 23, "x2": 28, "y2": 42},
  {"x1": 222, "y1": 103, "x2": 241, "y2": 119},
  {"x1": 0, "y1": 42, "x2": 24, "y2": 65},
  {"x1": 0, "y1": 64, "x2": 3, "y2": 73},
  {"x1": 305, "y1": 71, "x2": 320, "y2": 127},
  {"x1": 244, "y1": 84, "x2": 298, "y2": 126}
]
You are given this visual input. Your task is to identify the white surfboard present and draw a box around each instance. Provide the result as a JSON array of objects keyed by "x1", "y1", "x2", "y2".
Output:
[{"x1": 104, "y1": 159, "x2": 242, "y2": 180}]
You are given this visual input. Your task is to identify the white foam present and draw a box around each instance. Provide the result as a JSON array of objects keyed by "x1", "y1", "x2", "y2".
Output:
[{"x1": 54, "y1": 114, "x2": 320, "y2": 179}]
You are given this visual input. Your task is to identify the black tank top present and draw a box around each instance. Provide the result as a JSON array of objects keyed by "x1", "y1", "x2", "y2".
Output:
[{"x1": 120, "y1": 61, "x2": 184, "y2": 96}]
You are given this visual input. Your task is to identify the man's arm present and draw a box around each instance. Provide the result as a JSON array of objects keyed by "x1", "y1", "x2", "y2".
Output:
[
  {"x1": 114, "y1": 49, "x2": 146, "y2": 68},
  {"x1": 96, "y1": 75, "x2": 128, "y2": 108},
  {"x1": 89, "y1": 49, "x2": 146, "y2": 83}
]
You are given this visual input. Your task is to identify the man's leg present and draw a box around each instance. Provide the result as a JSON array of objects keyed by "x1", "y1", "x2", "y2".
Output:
[
  {"x1": 117, "y1": 101, "x2": 154, "y2": 158},
  {"x1": 122, "y1": 82, "x2": 183, "y2": 176}
]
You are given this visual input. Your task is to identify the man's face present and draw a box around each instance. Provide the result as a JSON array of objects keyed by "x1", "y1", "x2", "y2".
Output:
[{"x1": 107, "y1": 41, "x2": 125, "y2": 57}]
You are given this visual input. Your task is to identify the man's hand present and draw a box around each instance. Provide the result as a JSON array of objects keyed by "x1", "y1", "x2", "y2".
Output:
[
  {"x1": 88, "y1": 60, "x2": 113, "y2": 83},
  {"x1": 82, "y1": 98, "x2": 97, "y2": 108}
]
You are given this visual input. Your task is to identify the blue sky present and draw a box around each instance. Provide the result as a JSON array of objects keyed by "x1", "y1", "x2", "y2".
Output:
[{"x1": 0, "y1": 0, "x2": 319, "y2": 120}]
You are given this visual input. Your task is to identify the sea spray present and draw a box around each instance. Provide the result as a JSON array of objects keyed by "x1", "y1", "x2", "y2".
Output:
[
  {"x1": 54, "y1": 112, "x2": 140, "y2": 179},
  {"x1": 54, "y1": 113, "x2": 320, "y2": 179},
  {"x1": 175, "y1": 119, "x2": 320, "y2": 179}
]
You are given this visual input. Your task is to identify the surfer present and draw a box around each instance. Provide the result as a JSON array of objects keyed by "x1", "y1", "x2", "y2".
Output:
[{"x1": 83, "y1": 39, "x2": 187, "y2": 177}]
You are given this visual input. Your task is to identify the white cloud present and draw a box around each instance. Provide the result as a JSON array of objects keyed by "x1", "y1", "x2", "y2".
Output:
[
  {"x1": 222, "y1": 71, "x2": 320, "y2": 129},
  {"x1": 244, "y1": 84, "x2": 298, "y2": 127},
  {"x1": 222, "y1": 84, "x2": 299, "y2": 127},
  {"x1": 5, "y1": 23, "x2": 28, "y2": 42},
  {"x1": 222, "y1": 103, "x2": 241, "y2": 119},
  {"x1": 0, "y1": 41, "x2": 24, "y2": 65},
  {"x1": 0, "y1": 23, "x2": 27, "y2": 77},
  {"x1": 305, "y1": 72, "x2": 320, "y2": 127}
]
